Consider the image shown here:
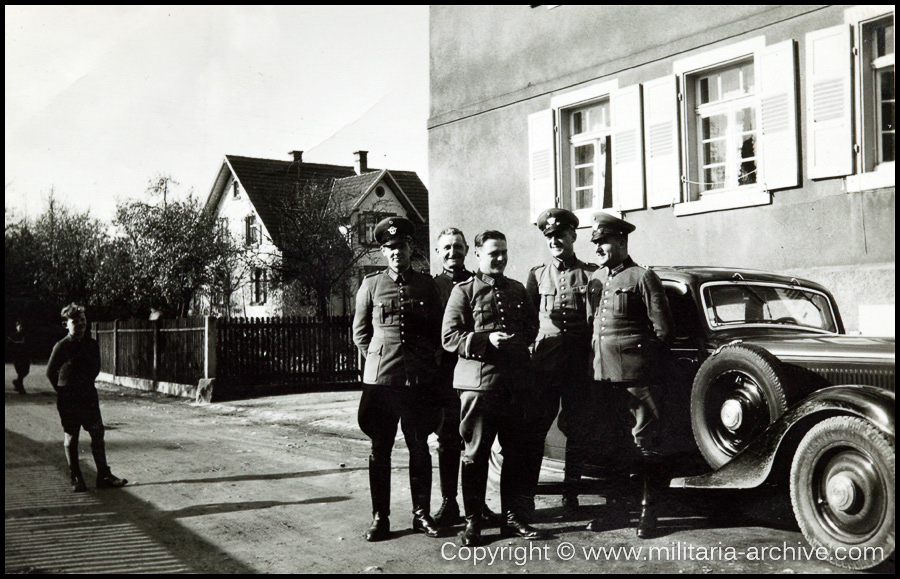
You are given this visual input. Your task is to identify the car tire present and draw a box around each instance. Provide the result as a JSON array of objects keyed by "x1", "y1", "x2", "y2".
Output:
[
  {"x1": 789, "y1": 416, "x2": 894, "y2": 570},
  {"x1": 690, "y1": 344, "x2": 790, "y2": 468}
]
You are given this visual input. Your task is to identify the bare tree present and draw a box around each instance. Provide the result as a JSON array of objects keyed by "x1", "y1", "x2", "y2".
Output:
[{"x1": 264, "y1": 178, "x2": 384, "y2": 317}]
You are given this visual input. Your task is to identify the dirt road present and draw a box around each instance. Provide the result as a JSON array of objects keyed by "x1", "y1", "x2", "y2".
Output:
[{"x1": 5, "y1": 364, "x2": 880, "y2": 573}]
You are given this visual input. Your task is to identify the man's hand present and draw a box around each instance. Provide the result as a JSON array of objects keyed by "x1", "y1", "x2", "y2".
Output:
[{"x1": 488, "y1": 332, "x2": 518, "y2": 350}]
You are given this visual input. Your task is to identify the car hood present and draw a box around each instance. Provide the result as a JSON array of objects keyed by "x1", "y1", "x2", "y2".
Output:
[{"x1": 732, "y1": 334, "x2": 895, "y2": 363}]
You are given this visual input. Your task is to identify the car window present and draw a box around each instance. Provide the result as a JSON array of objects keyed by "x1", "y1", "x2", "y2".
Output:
[{"x1": 702, "y1": 283, "x2": 838, "y2": 332}]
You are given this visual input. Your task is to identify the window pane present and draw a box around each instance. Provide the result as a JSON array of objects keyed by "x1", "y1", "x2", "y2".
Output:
[
  {"x1": 880, "y1": 69, "x2": 895, "y2": 102},
  {"x1": 704, "y1": 166, "x2": 726, "y2": 190},
  {"x1": 739, "y1": 134, "x2": 756, "y2": 160},
  {"x1": 720, "y1": 66, "x2": 742, "y2": 99},
  {"x1": 740, "y1": 107, "x2": 755, "y2": 132},
  {"x1": 739, "y1": 159, "x2": 758, "y2": 185},
  {"x1": 699, "y1": 77, "x2": 715, "y2": 105},
  {"x1": 575, "y1": 189, "x2": 593, "y2": 210},
  {"x1": 882, "y1": 133, "x2": 895, "y2": 163},
  {"x1": 702, "y1": 115, "x2": 728, "y2": 140},
  {"x1": 576, "y1": 167, "x2": 594, "y2": 188},
  {"x1": 573, "y1": 111, "x2": 584, "y2": 135},
  {"x1": 574, "y1": 144, "x2": 594, "y2": 165},
  {"x1": 703, "y1": 140, "x2": 727, "y2": 164},
  {"x1": 876, "y1": 21, "x2": 894, "y2": 58}
]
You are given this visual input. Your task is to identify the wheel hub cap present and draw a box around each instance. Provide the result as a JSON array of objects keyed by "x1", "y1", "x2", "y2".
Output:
[
  {"x1": 825, "y1": 472, "x2": 858, "y2": 512},
  {"x1": 720, "y1": 399, "x2": 744, "y2": 431}
]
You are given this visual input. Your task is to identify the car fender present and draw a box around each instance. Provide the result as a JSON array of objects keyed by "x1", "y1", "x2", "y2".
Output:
[{"x1": 670, "y1": 385, "x2": 895, "y2": 490}]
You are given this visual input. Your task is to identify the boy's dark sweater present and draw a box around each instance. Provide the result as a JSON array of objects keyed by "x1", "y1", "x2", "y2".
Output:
[{"x1": 46, "y1": 334, "x2": 101, "y2": 395}]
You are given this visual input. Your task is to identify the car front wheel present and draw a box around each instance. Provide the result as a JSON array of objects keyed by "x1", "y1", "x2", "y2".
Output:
[
  {"x1": 789, "y1": 415, "x2": 895, "y2": 570},
  {"x1": 690, "y1": 344, "x2": 790, "y2": 468}
]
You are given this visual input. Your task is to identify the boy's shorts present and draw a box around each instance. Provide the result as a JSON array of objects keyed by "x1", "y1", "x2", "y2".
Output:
[{"x1": 57, "y1": 392, "x2": 104, "y2": 434}]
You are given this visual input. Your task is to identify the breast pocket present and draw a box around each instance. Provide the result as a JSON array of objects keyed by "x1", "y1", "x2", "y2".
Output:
[
  {"x1": 473, "y1": 306, "x2": 496, "y2": 331},
  {"x1": 613, "y1": 286, "x2": 641, "y2": 318},
  {"x1": 539, "y1": 281, "x2": 557, "y2": 311}
]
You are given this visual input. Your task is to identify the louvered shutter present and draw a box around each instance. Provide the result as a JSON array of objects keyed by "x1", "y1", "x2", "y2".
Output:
[
  {"x1": 528, "y1": 109, "x2": 556, "y2": 223},
  {"x1": 806, "y1": 25, "x2": 854, "y2": 179},
  {"x1": 611, "y1": 84, "x2": 645, "y2": 211},
  {"x1": 757, "y1": 40, "x2": 799, "y2": 190},
  {"x1": 642, "y1": 76, "x2": 680, "y2": 207}
]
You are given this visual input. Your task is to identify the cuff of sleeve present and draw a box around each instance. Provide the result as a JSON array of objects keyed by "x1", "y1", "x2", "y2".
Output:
[{"x1": 467, "y1": 332, "x2": 491, "y2": 360}]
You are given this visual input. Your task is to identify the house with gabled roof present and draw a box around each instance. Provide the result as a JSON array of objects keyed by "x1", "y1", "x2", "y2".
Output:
[{"x1": 199, "y1": 150, "x2": 430, "y2": 317}]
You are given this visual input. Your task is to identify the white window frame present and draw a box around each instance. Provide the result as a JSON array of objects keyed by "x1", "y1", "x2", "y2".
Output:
[
  {"x1": 673, "y1": 36, "x2": 771, "y2": 217},
  {"x1": 846, "y1": 6, "x2": 895, "y2": 193},
  {"x1": 550, "y1": 80, "x2": 620, "y2": 226}
]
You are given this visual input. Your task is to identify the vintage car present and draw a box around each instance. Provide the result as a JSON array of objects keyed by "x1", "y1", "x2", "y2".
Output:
[{"x1": 540, "y1": 266, "x2": 895, "y2": 570}]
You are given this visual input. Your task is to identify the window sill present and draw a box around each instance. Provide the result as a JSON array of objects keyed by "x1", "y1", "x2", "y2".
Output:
[
  {"x1": 673, "y1": 187, "x2": 771, "y2": 217},
  {"x1": 846, "y1": 164, "x2": 895, "y2": 193}
]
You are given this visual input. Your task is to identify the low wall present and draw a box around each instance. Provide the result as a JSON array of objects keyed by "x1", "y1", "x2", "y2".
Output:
[{"x1": 97, "y1": 372, "x2": 197, "y2": 399}]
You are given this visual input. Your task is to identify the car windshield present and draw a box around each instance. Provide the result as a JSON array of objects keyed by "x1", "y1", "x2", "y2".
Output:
[{"x1": 702, "y1": 282, "x2": 838, "y2": 333}]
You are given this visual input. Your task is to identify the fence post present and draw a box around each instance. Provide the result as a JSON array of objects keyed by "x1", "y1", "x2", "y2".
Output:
[
  {"x1": 205, "y1": 316, "x2": 218, "y2": 379},
  {"x1": 152, "y1": 318, "x2": 159, "y2": 381},
  {"x1": 113, "y1": 319, "x2": 119, "y2": 377}
]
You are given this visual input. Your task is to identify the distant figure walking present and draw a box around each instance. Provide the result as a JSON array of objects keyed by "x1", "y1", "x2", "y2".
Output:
[
  {"x1": 46, "y1": 303, "x2": 128, "y2": 492},
  {"x1": 7, "y1": 319, "x2": 30, "y2": 394}
]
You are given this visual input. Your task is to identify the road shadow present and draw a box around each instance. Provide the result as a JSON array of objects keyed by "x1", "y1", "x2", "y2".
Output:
[
  {"x1": 129, "y1": 466, "x2": 368, "y2": 487},
  {"x1": 5, "y1": 428, "x2": 257, "y2": 574}
]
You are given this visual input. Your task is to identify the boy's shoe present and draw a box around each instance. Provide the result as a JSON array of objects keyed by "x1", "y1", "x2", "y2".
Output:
[
  {"x1": 13, "y1": 379, "x2": 25, "y2": 394},
  {"x1": 97, "y1": 467, "x2": 128, "y2": 489},
  {"x1": 72, "y1": 474, "x2": 87, "y2": 493}
]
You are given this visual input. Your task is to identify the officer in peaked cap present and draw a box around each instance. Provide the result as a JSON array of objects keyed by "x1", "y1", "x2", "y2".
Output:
[
  {"x1": 525, "y1": 208, "x2": 598, "y2": 516},
  {"x1": 353, "y1": 215, "x2": 444, "y2": 542},
  {"x1": 590, "y1": 211, "x2": 636, "y2": 241},
  {"x1": 374, "y1": 216, "x2": 416, "y2": 246},
  {"x1": 585, "y1": 211, "x2": 673, "y2": 539}
]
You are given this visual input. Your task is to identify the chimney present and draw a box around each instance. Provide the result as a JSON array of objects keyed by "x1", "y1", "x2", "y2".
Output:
[
  {"x1": 354, "y1": 150, "x2": 368, "y2": 175},
  {"x1": 290, "y1": 150, "x2": 303, "y2": 163}
]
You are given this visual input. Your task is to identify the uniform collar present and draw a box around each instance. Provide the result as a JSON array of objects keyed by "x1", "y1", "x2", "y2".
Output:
[
  {"x1": 606, "y1": 256, "x2": 634, "y2": 278},
  {"x1": 442, "y1": 268, "x2": 472, "y2": 283},
  {"x1": 476, "y1": 270, "x2": 506, "y2": 288},
  {"x1": 552, "y1": 254, "x2": 578, "y2": 272},
  {"x1": 387, "y1": 267, "x2": 412, "y2": 283}
]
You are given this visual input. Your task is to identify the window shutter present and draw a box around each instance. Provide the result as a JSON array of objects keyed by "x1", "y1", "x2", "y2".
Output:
[
  {"x1": 805, "y1": 25, "x2": 854, "y2": 179},
  {"x1": 528, "y1": 109, "x2": 556, "y2": 223},
  {"x1": 642, "y1": 76, "x2": 680, "y2": 207},
  {"x1": 611, "y1": 84, "x2": 645, "y2": 211},
  {"x1": 757, "y1": 40, "x2": 799, "y2": 190}
]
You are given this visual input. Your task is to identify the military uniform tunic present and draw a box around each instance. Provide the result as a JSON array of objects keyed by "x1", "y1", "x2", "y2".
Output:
[
  {"x1": 526, "y1": 256, "x2": 599, "y2": 490},
  {"x1": 442, "y1": 271, "x2": 539, "y2": 514},
  {"x1": 432, "y1": 268, "x2": 475, "y2": 460},
  {"x1": 353, "y1": 268, "x2": 443, "y2": 387},
  {"x1": 586, "y1": 257, "x2": 674, "y2": 452},
  {"x1": 352, "y1": 267, "x2": 443, "y2": 516}
]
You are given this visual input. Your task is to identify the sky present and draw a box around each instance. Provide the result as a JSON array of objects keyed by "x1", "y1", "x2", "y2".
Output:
[{"x1": 5, "y1": 5, "x2": 429, "y2": 221}]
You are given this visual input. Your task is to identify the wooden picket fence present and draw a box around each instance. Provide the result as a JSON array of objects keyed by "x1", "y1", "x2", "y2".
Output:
[
  {"x1": 95, "y1": 315, "x2": 359, "y2": 394},
  {"x1": 216, "y1": 316, "x2": 358, "y2": 389}
]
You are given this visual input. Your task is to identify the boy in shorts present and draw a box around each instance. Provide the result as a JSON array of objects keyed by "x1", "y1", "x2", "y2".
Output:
[{"x1": 46, "y1": 303, "x2": 127, "y2": 492}]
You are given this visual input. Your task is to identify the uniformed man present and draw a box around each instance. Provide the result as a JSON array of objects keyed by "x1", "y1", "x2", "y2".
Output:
[
  {"x1": 525, "y1": 209, "x2": 598, "y2": 514},
  {"x1": 585, "y1": 212, "x2": 674, "y2": 539},
  {"x1": 442, "y1": 230, "x2": 541, "y2": 546},
  {"x1": 430, "y1": 227, "x2": 472, "y2": 528},
  {"x1": 352, "y1": 216, "x2": 443, "y2": 542}
]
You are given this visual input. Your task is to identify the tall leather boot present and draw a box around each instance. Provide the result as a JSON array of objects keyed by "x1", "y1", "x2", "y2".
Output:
[
  {"x1": 365, "y1": 455, "x2": 391, "y2": 542},
  {"x1": 636, "y1": 470, "x2": 658, "y2": 539},
  {"x1": 410, "y1": 458, "x2": 439, "y2": 538},
  {"x1": 434, "y1": 448, "x2": 463, "y2": 527},
  {"x1": 460, "y1": 461, "x2": 486, "y2": 546},
  {"x1": 562, "y1": 440, "x2": 584, "y2": 511},
  {"x1": 499, "y1": 453, "x2": 543, "y2": 540}
]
